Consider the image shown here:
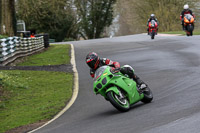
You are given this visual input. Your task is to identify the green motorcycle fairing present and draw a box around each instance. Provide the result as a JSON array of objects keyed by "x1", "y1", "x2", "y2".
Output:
[{"x1": 93, "y1": 66, "x2": 144, "y2": 105}]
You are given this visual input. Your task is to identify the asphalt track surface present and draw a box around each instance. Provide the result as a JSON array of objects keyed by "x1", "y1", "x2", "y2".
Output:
[{"x1": 35, "y1": 34, "x2": 200, "y2": 133}]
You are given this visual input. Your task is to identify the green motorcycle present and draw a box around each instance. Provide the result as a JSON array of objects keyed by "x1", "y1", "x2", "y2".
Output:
[{"x1": 93, "y1": 66, "x2": 153, "y2": 112}]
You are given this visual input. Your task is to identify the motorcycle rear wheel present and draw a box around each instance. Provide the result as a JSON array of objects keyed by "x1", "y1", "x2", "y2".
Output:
[
  {"x1": 107, "y1": 91, "x2": 130, "y2": 112},
  {"x1": 141, "y1": 87, "x2": 153, "y2": 103}
]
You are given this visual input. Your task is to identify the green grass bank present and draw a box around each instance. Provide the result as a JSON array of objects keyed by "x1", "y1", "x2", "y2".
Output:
[
  {"x1": 17, "y1": 44, "x2": 71, "y2": 66},
  {"x1": 0, "y1": 44, "x2": 73, "y2": 133},
  {"x1": 161, "y1": 30, "x2": 200, "y2": 35}
]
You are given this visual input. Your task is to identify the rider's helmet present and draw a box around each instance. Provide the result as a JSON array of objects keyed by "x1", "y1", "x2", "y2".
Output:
[
  {"x1": 184, "y1": 4, "x2": 189, "y2": 10},
  {"x1": 150, "y1": 14, "x2": 155, "y2": 19},
  {"x1": 86, "y1": 52, "x2": 100, "y2": 70}
]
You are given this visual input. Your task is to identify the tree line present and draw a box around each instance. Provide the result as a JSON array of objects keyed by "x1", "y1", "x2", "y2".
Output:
[
  {"x1": 116, "y1": 0, "x2": 199, "y2": 35},
  {"x1": 0, "y1": 0, "x2": 199, "y2": 41},
  {"x1": 0, "y1": 0, "x2": 116, "y2": 41}
]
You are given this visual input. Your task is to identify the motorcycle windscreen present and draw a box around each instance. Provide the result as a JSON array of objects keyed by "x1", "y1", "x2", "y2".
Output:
[
  {"x1": 184, "y1": 14, "x2": 192, "y2": 22},
  {"x1": 94, "y1": 66, "x2": 107, "y2": 81},
  {"x1": 150, "y1": 20, "x2": 156, "y2": 27}
]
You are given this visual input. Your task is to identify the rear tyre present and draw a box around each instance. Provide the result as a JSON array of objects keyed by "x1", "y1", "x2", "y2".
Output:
[
  {"x1": 141, "y1": 87, "x2": 153, "y2": 103},
  {"x1": 107, "y1": 91, "x2": 130, "y2": 112}
]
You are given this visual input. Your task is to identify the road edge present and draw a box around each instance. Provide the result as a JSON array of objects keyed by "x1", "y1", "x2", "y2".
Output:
[{"x1": 28, "y1": 43, "x2": 79, "y2": 133}]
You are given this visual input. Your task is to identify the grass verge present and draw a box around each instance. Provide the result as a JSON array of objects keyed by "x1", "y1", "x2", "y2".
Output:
[
  {"x1": 0, "y1": 34, "x2": 8, "y2": 39},
  {"x1": 0, "y1": 70, "x2": 73, "y2": 133},
  {"x1": 0, "y1": 44, "x2": 73, "y2": 132},
  {"x1": 17, "y1": 44, "x2": 70, "y2": 66},
  {"x1": 161, "y1": 30, "x2": 200, "y2": 35}
]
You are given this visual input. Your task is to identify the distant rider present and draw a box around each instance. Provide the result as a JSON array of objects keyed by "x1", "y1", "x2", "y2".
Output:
[
  {"x1": 180, "y1": 4, "x2": 195, "y2": 30},
  {"x1": 147, "y1": 14, "x2": 159, "y2": 35},
  {"x1": 86, "y1": 52, "x2": 147, "y2": 91}
]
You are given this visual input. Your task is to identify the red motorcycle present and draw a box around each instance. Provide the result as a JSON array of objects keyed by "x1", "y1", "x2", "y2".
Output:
[{"x1": 148, "y1": 20, "x2": 158, "y2": 39}]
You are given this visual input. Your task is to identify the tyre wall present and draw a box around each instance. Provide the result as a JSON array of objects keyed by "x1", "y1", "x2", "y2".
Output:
[{"x1": 0, "y1": 37, "x2": 44, "y2": 66}]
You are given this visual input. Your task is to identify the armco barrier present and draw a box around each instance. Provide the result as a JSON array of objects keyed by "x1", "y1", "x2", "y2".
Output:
[{"x1": 0, "y1": 36, "x2": 44, "y2": 66}]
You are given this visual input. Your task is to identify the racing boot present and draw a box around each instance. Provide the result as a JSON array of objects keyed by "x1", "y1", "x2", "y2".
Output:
[
  {"x1": 120, "y1": 65, "x2": 147, "y2": 93},
  {"x1": 156, "y1": 28, "x2": 158, "y2": 35},
  {"x1": 182, "y1": 25, "x2": 185, "y2": 30},
  {"x1": 138, "y1": 83, "x2": 147, "y2": 94},
  {"x1": 133, "y1": 74, "x2": 147, "y2": 94},
  {"x1": 181, "y1": 20, "x2": 185, "y2": 30},
  {"x1": 147, "y1": 28, "x2": 149, "y2": 35}
]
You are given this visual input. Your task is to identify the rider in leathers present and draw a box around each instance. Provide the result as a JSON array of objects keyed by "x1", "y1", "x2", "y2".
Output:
[
  {"x1": 146, "y1": 14, "x2": 159, "y2": 35},
  {"x1": 86, "y1": 52, "x2": 147, "y2": 91},
  {"x1": 180, "y1": 4, "x2": 195, "y2": 30}
]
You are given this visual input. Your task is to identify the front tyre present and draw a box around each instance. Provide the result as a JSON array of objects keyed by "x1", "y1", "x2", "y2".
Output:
[
  {"x1": 107, "y1": 91, "x2": 130, "y2": 112},
  {"x1": 141, "y1": 87, "x2": 153, "y2": 103},
  {"x1": 190, "y1": 31, "x2": 193, "y2": 36},
  {"x1": 151, "y1": 30, "x2": 155, "y2": 39}
]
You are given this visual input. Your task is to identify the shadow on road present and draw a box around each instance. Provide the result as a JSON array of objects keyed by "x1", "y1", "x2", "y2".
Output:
[{"x1": 88, "y1": 102, "x2": 147, "y2": 119}]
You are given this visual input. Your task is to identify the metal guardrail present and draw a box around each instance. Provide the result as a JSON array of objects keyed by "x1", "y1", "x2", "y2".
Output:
[{"x1": 0, "y1": 37, "x2": 44, "y2": 66}]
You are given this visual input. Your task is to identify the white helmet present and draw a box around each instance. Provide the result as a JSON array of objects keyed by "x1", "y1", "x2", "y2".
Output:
[
  {"x1": 184, "y1": 4, "x2": 189, "y2": 10},
  {"x1": 150, "y1": 14, "x2": 155, "y2": 18}
]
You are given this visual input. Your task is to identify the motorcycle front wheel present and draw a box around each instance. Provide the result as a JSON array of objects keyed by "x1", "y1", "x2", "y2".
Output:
[
  {"x1": 107, "y1": 91, "x2": 130, "y2": 112},
  {"x1": 190, "y1": 31, "x2": 193, "y2": 36}
]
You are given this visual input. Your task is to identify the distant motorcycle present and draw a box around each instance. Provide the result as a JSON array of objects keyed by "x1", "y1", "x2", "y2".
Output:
[
  {"x1": 93, "y1": 66, "x2": 153, "y2": 112},
  {"x1": 148, "y1": 20, "x2": 158, "y2": 39},
  {"x1": 184, "y1": 14, "x2": 195, "y2": 36}
]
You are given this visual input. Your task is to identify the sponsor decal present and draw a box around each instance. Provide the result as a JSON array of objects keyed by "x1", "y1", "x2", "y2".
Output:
[{"x1": 103, "y1": 73, "x2": 107, "y2": 76}]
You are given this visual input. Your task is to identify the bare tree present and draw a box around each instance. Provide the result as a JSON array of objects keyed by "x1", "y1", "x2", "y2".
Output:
[{"x1": 115, "y1": 0, "x2": 199, "y2": 35}]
